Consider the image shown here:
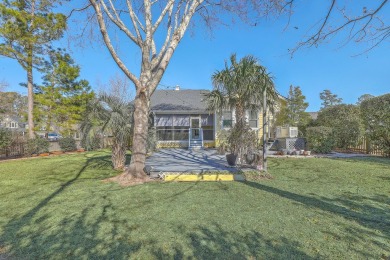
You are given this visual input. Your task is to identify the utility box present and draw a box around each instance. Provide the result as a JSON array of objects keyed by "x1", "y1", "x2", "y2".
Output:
[{"x1": 276, "y1": 126, "x2": 298, "y2": 138}]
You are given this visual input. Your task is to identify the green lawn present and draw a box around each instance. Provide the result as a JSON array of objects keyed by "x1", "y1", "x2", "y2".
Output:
[{"x1": 0, "y1": 151, "x2": 389, "y2": 259}]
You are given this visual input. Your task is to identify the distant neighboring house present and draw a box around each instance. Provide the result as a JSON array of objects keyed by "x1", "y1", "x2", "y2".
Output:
[
  {"x1": 150, "y1": 87, "x2": 283, "y2": 149},
  {"x1": 308, "y1": 112, "x2": 318, "y2": 120},
  {"x1": 0, "y1": 115, "x2": 27, "y2": 135}
]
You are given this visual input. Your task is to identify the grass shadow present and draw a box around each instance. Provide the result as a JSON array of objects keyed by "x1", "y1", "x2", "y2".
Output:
[
  {"x1": 152, "y1": 223, "x2": 316, "y2": 259},
  {"x1": 242, "y1": 181, "x2": 390, "y2": 242}
]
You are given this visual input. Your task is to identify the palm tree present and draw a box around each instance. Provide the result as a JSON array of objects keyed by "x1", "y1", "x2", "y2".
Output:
[
  {"x1": 81, "y1": 93, "x2": 133, "y2": 170},
  {"x1": 206, "y1": 54, "x2": 277, "y2": 156}
]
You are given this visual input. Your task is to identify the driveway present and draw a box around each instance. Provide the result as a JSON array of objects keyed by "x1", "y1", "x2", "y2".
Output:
[{"x1": 145, "y1": 148, "x2": 239, "y2": 174}]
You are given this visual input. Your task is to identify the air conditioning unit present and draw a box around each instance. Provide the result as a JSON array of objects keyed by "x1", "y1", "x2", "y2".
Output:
[{"x1": 276, "y1": 126, "x2": 298, "y2": 138}]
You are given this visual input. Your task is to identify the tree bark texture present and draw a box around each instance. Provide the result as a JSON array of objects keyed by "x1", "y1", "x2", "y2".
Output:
[
  {"x1": 27, "y1": 63, "x2": 35, "y2": 139},
  {"x1": 125, "y1": 91, "x2": 149, "y2": 178},
  {"x1": 235, "y1": 102, "x2": 245, "y2": 129}
]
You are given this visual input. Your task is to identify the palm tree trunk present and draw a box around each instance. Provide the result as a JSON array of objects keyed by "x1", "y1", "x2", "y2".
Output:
[
  {"x1": 112, "y1": 137, "x2": 126, "y2": 170},
  {"x1": 235, "y1": 102, "x2": 246, "y2": 159},
  {"x1": 235, "y1": 102, "x2": 245, "y2": 129}
]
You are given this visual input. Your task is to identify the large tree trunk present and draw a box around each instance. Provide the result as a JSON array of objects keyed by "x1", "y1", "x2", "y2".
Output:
[
  {"x1": 124, "y1": 91, "x2": 149, "y2": 179},
  {"x1": 27, "y1": 64, "x2": 35, "y2": 139}
]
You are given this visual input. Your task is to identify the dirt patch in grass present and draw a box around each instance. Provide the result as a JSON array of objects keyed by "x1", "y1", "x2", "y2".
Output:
[
  {"x1": 103, "y1": 173, "x2": 158, "y2": 186},
  {"x1": 0, "y1": 245, "x2": 11, "y2": 260},
  {"x1": 243, "y1": 171, "x2": 274, "y2": 181}
]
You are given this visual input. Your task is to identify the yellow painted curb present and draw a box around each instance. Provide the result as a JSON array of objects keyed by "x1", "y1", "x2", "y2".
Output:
[{"x1": 164, "y1": 174, "x2": 245, "y2": 182}]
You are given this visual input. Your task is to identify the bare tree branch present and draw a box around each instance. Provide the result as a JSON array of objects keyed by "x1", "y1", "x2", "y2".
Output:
[
  {"x1": 89, "y1": 0, "x2": 141, "y2": 87},
  {"x1": 291, "y1": 0, "x2": 389, "y2": 55},
  {"x1": 67, "y1": 4, "x2": 92, "y2": 18},
  {"x1": 100, "y1": 0, "x2": 141, "y2": 45}
]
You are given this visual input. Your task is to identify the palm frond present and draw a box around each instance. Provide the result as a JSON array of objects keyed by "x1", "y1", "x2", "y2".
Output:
[{"x1": 206, "y1": 54, "x2": 278, "y2": 115}]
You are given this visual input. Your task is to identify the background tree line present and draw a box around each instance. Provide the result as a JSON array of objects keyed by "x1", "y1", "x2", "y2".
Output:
[
  {"x1": 275, "y1": 87, "x2": 389, "y2": 157},
  {"x1": 307, "y1": 91, "x2": 389, "y2": 156}
]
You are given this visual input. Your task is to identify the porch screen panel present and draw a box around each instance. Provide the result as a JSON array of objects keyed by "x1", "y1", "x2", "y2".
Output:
[
  {"x1": 173, "y1": 115, "x2": 190, "y2": 127},
  {"x1": 155, "y1": 115, "x2": 173, "y2": 127},
  {"x1": 201, "y1": 115, "x2": 214, "y2": 140},
  {"x1": 201, "y1": 114, "x2": 214, "y2": 126}
]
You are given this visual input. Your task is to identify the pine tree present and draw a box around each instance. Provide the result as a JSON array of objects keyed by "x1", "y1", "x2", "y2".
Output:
[
  {"x1": 320, "y1": 89, "x2": 343, "y2": 109},
  {"x1": 276, "y1": 85, "x2": 310, "y2": 127},
  {"x1": 0, "y1": 0, "x2": 67, "y2": 138},
  {"x1": 34, "y1": 50, "x2": 94, "y2": 136}
]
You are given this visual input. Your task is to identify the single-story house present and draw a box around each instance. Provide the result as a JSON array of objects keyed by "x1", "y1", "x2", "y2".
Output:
[{"x1": 150, "y1": 87, "x2": 283, "y2": 149}]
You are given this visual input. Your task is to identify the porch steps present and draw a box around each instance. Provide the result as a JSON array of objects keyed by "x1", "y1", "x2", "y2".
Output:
[{"x1": 189, "y1": 140, "x2": 203, "y2": 150}]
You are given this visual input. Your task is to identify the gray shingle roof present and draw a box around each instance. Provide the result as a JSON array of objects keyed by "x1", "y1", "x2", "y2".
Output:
[
  {"x1": 150, "y1": 89, "x2": 210, "y2": 112},
  {"x1": 308, "y1": 112, "x2": 318, "y2": 120}
]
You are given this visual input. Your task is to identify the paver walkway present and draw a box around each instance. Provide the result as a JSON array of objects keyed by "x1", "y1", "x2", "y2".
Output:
[{"x1": 145, "y1": 148, "x2": 239, "y2": 174}]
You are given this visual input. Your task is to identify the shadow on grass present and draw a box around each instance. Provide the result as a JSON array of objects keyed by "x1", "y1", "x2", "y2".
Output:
[
  {"x1": 242, "y1": 181, "x2": 390, "y2": 257},
  {"x1": 0, "y1": 151, "x2": 313, "y2": 258},
  {"x1": 1, "y1": 205, "x2": 314, "y2": 258},
  {"x1": 0, "y1": 152, "x2": 133, "y2": 258},
  {"x1": 152, "y1": 223, "x2": 315, "y2": 259}
]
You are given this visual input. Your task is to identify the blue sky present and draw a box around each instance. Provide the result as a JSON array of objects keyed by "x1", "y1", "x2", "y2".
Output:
[{"x1": 1, "y1": 1, "x2": 389, "y2": 111}]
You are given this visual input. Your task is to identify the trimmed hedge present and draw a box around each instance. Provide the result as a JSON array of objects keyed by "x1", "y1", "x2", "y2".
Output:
[
  {"x1": 361, "y1": 93, "x2": 390, "y2": 156},
  {"x1": 306, "y1": 126, "x2": 334, "y2": 153},
  {"x1": 59, "y1": 137, "x2": 77, "y2": 152}
]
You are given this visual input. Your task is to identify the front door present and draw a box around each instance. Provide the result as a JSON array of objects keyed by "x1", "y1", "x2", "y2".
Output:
[{"x1": 190, "y1": 117, "x2": 201, "y2": 140}]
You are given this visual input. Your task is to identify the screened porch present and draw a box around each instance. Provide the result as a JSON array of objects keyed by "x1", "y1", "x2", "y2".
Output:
[{"x1": 154, "y1": 114, "x2": 215, "y2": 142}]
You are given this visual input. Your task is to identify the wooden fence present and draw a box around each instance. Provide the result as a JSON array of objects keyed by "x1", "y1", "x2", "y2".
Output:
[
  {"x1": 0, "y1": 138, "x2": 113, "y2": 159},
  {"x1": 335, "y1": 136, "x2": 388, "y2": 157},
  {"x1": 0, "y1": 143, "x2": 26, "y2": 159}
]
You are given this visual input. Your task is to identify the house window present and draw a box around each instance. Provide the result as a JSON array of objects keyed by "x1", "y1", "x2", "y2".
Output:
[
  {"x1": 249, "y1": 110, "x2": 258, "y2": 128},
  {"x1": 222, "y1": 111, "x2": 233, "y2": 128}
]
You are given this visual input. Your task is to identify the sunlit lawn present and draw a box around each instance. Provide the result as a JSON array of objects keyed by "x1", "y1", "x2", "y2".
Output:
[{"x1": 0, "y1": 151, "x2": 389, "y2": 259}]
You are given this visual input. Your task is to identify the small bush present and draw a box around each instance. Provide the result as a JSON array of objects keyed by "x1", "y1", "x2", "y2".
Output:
[
  {"x1": 59, "y1": 137, "x2": 77, "y2": 152},
  {"x1": 227, "y1": 124, "x2": 259, "y2": 156},
  {"x1": 26, "y1": 138, "x2": 50, "y2": 155},
  {"x1": 306, "y1": 126, "x2": 334, "y2": 153},
  {"x1": 216, "y1": 130, "x2": 229, "y2": 154}
]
